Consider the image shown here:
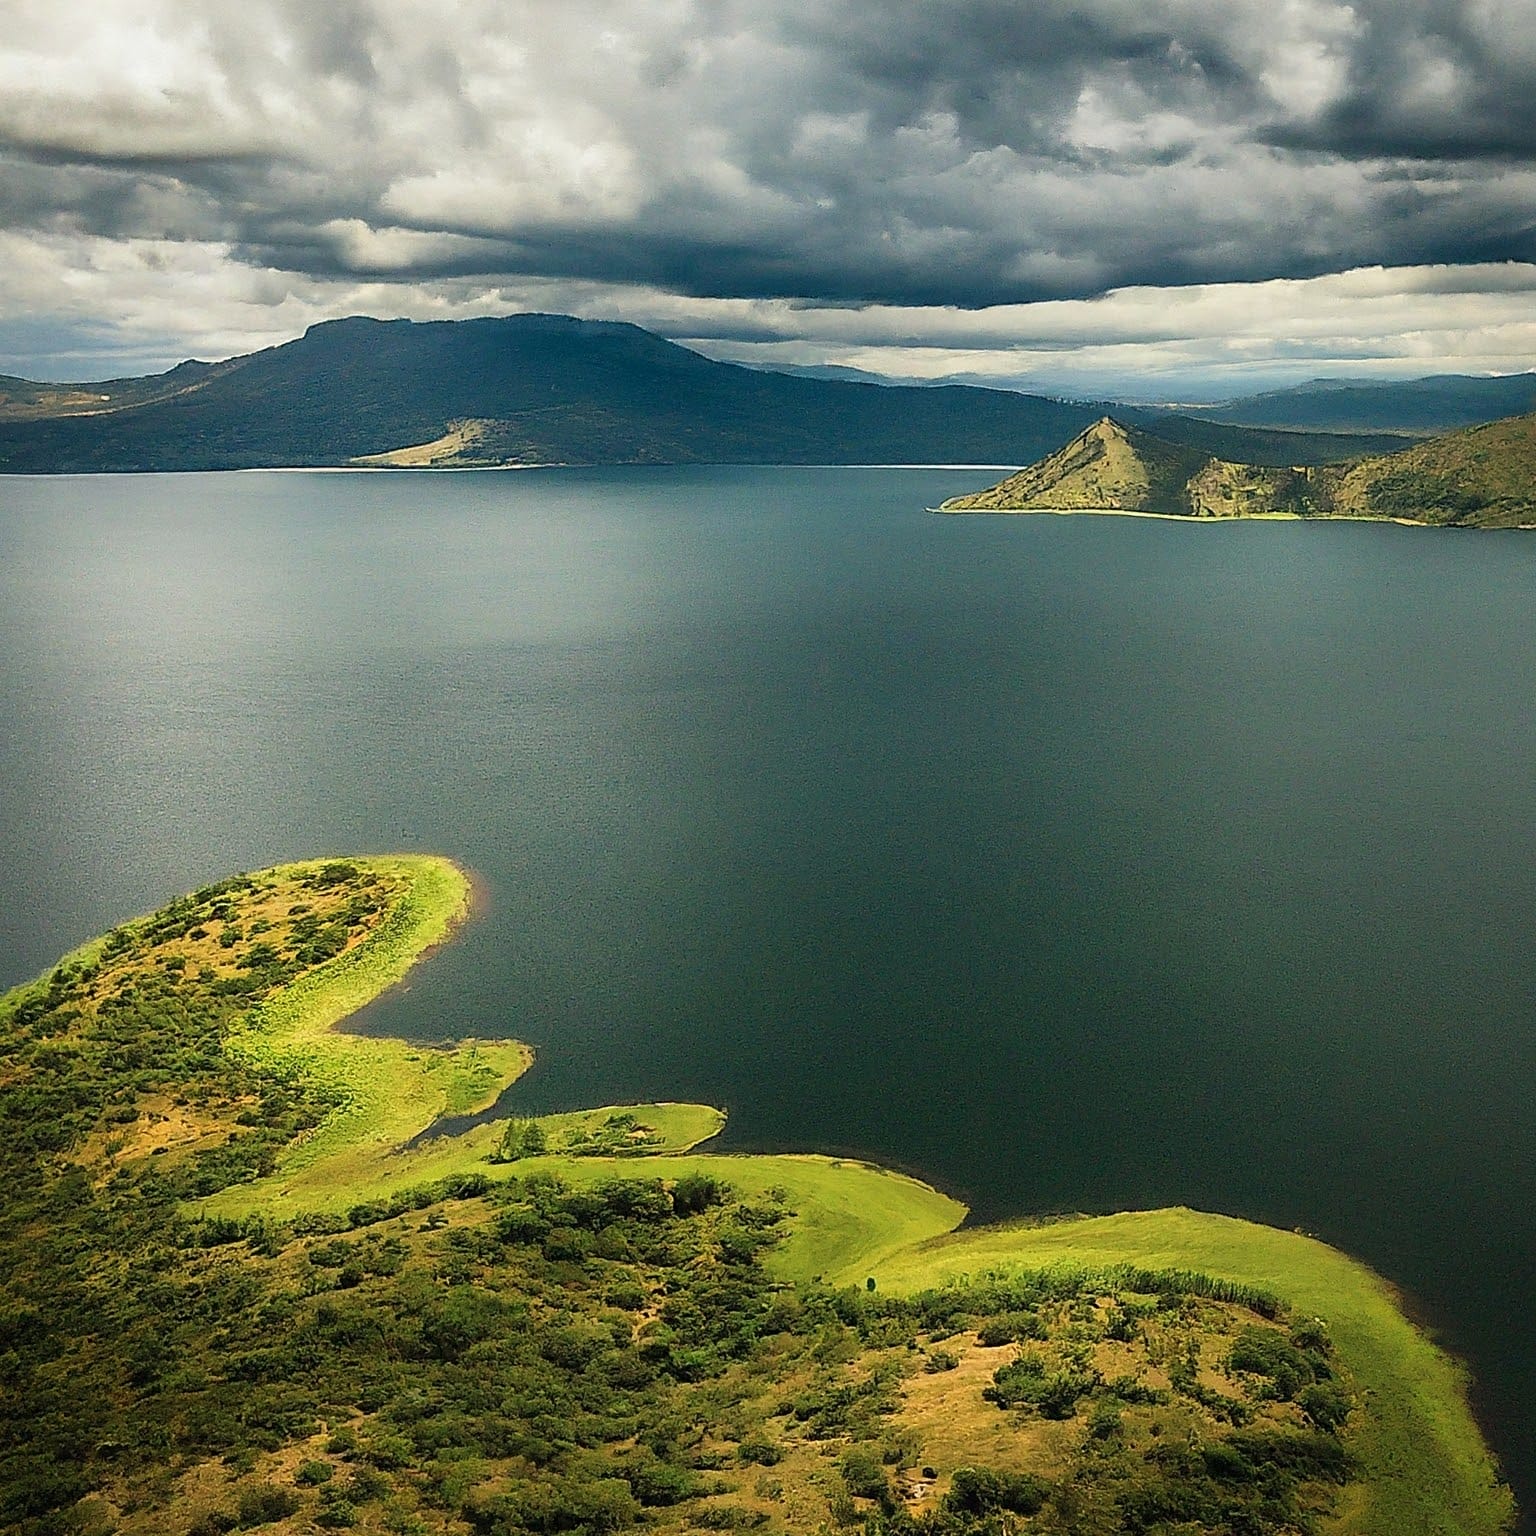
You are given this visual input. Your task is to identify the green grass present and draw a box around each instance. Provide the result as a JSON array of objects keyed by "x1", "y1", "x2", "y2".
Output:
[
  {"x1": 204, "y1": 855, "x2": 529, "y2": 1214},
  {"x1": 39, "y1": 853, "x2": 1505, "y2": 1534},
  {"x1": 213, "y1": 1101, "x2": 730, "y2": 1220},
  {"x1": 524, "y1": 1151, "x2": 967, "y2": 1284},
  {"x1": 868, "y1": 1207, "x2": 1513, "y2": 1536}
]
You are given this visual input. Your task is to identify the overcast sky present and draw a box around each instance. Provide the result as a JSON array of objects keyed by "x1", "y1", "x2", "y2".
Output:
[{"x1": 3, "y1": 0, "x2": 1534, "y2": 395}]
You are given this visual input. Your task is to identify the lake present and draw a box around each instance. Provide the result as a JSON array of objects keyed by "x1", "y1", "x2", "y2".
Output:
[{"x1": 2, "y1": 465, "x2": 1534, "y2": 1520}]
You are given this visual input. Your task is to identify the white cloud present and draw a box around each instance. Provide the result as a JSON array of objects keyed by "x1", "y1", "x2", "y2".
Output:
[
  {"x1": 2, "y1": 218, "x2": 1531, "y2": 400},
  {"x1": 1, "y1": 1, "x2": 1534, "y2": 383}
]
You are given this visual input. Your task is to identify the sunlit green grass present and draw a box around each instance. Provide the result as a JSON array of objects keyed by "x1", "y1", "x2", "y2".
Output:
[
  {"x1": 184, "y1": 854, "x2": 1510, "y2": 1533},
  {"x1": 213, "y1": 1101, "x2": 729, "y2": 1220},
  {"x1": 537, "y1": 1150, "x2": 967, "y2": 1284},
  {"x1": 870, "y1": 1207, "x2": 1513, "y2": 1536},
  {"x1": 205, "y1": 855, "x2": 529, "y2": 1214}
]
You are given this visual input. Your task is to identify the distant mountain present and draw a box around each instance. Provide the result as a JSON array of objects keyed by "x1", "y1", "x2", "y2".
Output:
[
  {"x1": 739, "y1": 360, "x2": 914, "y2": 386},
  {"x1": 1175, "y1": 372, "x2": 1536, "y2": 435},
  {"x1": 0, "y1": 315, "x2": 1106, "y2": 473},
  {"x1": 0, "y1": 360, "x2": 223, "y2": 421},
  {"x1": 0, "y1": 314, "x2": 1395, "y2": 475},
  {"x1": 939, "y1": 412, "x2": 1536, "y2": 528}
]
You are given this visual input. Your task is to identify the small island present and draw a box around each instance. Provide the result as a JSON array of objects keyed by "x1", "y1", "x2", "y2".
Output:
[
  {"x1": 0, "y1": 858, "x2": 1513, "y2": 1535},
  {"x1": 939, "y1": 412, "x2": 1536, "y2": 528}
]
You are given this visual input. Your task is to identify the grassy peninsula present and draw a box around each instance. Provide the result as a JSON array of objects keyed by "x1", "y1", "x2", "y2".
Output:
[
  {"x1": 0, "y1": 858, "x2": 1513, "y2": 1536},
  {"x1": 939, "y1": 412, "x2": 1536, "y2": 527}
]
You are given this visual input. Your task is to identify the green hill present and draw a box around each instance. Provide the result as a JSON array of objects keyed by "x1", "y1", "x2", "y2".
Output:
[
  {"x1": 1328, "y1": 411, "x2": 1536, "y2": 527},
  {"x1": 936, "y1": 418, "x2": 1209, "y2": 514},
  {"x1": 939, "y1": 412, "x2": 1536, "y2": 527},
  {"x1": 937, "y1": 417, "x2": 1334, "y2": 518}
]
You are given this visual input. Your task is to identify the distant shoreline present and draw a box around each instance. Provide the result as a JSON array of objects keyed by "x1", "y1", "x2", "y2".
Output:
[
  {"x1": 0, "y1": 462, "x2": 1027, "y2": 478},
  {"x1": 930, "y1": 502, "x2": 1454, "y2": 528}
]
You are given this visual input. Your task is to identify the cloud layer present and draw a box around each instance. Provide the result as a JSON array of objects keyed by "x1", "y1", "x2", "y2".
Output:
[{"x1": 3, "y1": 0, "x2": 1534, "y2": 383}]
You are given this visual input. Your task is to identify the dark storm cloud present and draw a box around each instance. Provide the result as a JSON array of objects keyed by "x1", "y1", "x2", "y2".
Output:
[
  {"x1": 3, "y1": 0, "x2": 1535, "y2": 309},
  {"x1": 1259, "y1": 0, "x2": 1536, "y2": 160}
]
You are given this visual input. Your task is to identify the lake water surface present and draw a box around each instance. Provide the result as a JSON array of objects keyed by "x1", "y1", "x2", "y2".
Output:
[{"x1": 3, "y1": 466, "x2": 1535, "y2": 1520}]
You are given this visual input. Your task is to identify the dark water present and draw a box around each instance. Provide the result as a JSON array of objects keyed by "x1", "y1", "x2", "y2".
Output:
[{"x1": 3, "y1": 466, "x2": 1535, "y2": 1519}]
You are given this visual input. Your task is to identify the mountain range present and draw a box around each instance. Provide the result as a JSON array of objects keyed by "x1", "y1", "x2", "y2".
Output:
[
  {"x1": 1170, "y1": 372, "x2": 1536, "y2": 435},
  {"x1": 0, "y1": 315, "x2": 1416, "y2": 475},
  {"x1": 939, "y1": 413, "x2": 1536, "y2": 528}
]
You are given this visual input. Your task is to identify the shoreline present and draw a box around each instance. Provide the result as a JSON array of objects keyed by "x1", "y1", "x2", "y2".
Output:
[
  {"x1": 339, "y1": 854, "x2": 491, "y2": 1037},
  {"x1": 930, "y1": 502, "x2": 1440, "y2": 526},
  {"x1": 925, "y1": 502, "x2": 1534, "y2": 529},
  {"x1": 4, "y1": 858, "x2": 1515, "y2": 1534}
]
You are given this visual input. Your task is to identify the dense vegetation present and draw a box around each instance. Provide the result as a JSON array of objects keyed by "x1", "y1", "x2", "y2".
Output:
[
  {"x1": 0, "y1": 862, "x2": 1511, "y2": 1535},
  {"x1": 1329, "y1": 412, "x2": 1536, "y2": 527}
]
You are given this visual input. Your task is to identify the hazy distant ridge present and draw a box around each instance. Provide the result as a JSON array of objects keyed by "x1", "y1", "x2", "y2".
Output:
[{"x1": 1177, "y1": 372, "x2": 1536, "y2": 435}]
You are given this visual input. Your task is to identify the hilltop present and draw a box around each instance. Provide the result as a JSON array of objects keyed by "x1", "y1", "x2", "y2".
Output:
[
  {"x1": 940, "y1": 412, "x2": 1536, "y2": 527},
  {"x1": 0, "y1": 314, "x2": 1407, "y2": 474}
]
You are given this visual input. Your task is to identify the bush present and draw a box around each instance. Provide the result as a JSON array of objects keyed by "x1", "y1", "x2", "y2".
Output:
[
  {"x1": 491, "y1": 1474, "x2": 640, "y2": 1534},
  {"x1": 235, "y1": 1484, "x2": 302, "y2": 1526},
  {"x1": 672, "y1": 1173, "x2": 727, "y2": 1216},
  {"x1": 618, "y1": 1451, "x2": 702, "y2": 1506},
  {"x1": 943, "y1": 1466, "x2": 1048, "y2": 1516},
  {"x1": 839, "y1": 1447, "x2": 889, "y2": 1501},
  {"x1": 976, "y1": 1310, "x2": 1044, "y2": 1347},
  {"x1": 984, "y1": 1353, "x2": 1098, "y2": 1418},
  {"x1": 314, "y1": 1495, "x2": 358, "y2": 1529},
  {"x1": 187, "y1": 1515, "x2": 237, "y2": 1536},
  {"x1": 1229, "y1": 1326, "x2": 1315, "y2": 1400},
  {"x1": 1299, "y1": 1383, "x2": 1352, "y2": 1432}
]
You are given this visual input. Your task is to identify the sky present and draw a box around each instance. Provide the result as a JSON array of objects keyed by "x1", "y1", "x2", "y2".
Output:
[{"x1": 2, "y1": 0, "x2": 1534, "y2": 398}]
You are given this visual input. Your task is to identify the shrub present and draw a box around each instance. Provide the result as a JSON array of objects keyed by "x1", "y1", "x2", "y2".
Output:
[
  {"x1": 618, "y1": 1451, "x2": 701, "y2": 1505},
  {"x1": 235, "y1": 1485, "x2": 302, "y2": 1526},
  {"x1": 943, "y1": 1467, "x2": 1048, "y2": 1516},
  {"x1": 672, "y1": 1173, "x2": 727, "y2": 1216},
  {"x1": 976, "y1": 1310, "x2": 1044, "y2": 1347},
  {"x1": 1299, "y1": 1383, "x2": 1352, "y2": 1432},
  {"x1": 984, "y1": 1352, "x2": 1099, "y2": 1417},
  {"x1": 1229, "y1": 1326, "x2": 1315, "y2": 1400},
  {"x1": 187, "y1": 1515, "x2": 237, "y2": 1536},
  {"x1": 839, "y1": 1447, "x2": 889, "y2": 1501}
]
